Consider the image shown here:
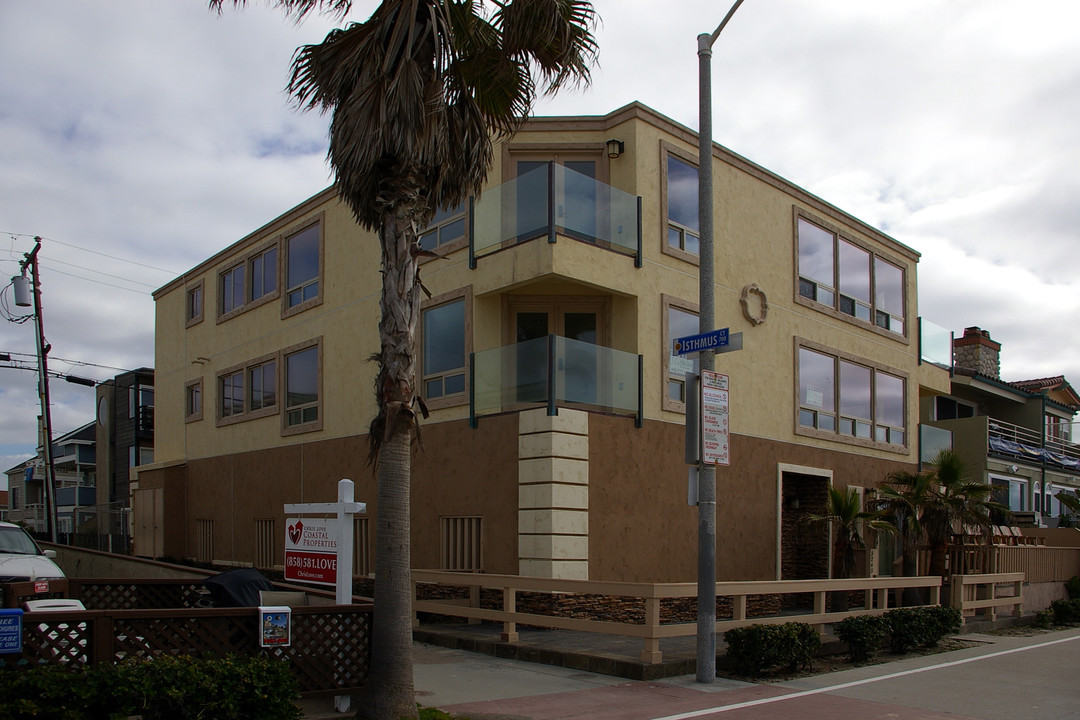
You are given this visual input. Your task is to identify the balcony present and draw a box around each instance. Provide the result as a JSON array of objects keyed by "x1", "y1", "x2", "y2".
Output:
[
  {"x1": 469, "y1": 163, "x2": 642, "y2": 268},
  {"x1": 918, "y1": 318, "x2": 952, "y2": 369},
  {"x1": 988, "y1": 418, "x2": 1080, "y2": 470},
  {"x1": 470, "y1": 335, "x2": 642, "y2": 426}
]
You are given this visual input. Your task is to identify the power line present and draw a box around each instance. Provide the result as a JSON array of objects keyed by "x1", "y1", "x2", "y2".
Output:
[
  {"x1": 41, "y1": 257, "x2": 160, "y2": 289},
  {"x1": 1, "y1": 349, "x2": 138, "y2": 374},
  {"x1": 2, "y1": 231, "x2": 181, "y2": 275}
]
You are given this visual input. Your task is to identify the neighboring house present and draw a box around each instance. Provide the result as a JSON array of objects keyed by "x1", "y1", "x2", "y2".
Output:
[
  {"x1": 95, "y1": 368, "x2": 154, "y2": 541},
  {"x1": 142, "y1": 101, "x2": 952, "y2": 582},
  {"x1": 4, "y1": 421, "x2": 97, "y2": 535},
  {"x1": 923, "y1": 327, "x2": 1080, "y2": 527}
]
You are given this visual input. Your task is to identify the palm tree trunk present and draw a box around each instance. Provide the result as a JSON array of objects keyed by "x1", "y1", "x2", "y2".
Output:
[
  {"x1": 358, "y1": 431, "x2": 417, "y2": 720},
  {"x1": 901, "y1": 540, "x2": 922, "y2": 606}
]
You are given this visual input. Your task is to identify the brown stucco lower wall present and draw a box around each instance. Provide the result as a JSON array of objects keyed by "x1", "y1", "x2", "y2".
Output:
[
  {"x1": 587, "y1": 415, "x2": 918, "y2": 583},
  {"x1": 162, "y1": 414, "x2": 519, "y2": 574}
]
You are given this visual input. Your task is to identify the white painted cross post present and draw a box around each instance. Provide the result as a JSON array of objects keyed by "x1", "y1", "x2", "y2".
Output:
[{"x1": 284, "y1": 478, "x2": 366, "y2": 713}]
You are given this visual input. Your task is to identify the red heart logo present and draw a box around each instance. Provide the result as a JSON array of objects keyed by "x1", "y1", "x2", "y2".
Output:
[{"x1": 288, "y1": 520, "x2": 303, "y2": 546}]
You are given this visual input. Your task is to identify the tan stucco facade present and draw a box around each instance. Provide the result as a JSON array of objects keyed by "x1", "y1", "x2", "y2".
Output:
[{"x1": 144, "y1": 102, "x2": 950, "y2": 582}]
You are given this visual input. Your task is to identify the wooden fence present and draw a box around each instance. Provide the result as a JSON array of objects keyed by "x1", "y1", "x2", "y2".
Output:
[
  {"x1": 950, "y1": 544, "x2": 1080, "y2": 582},
  {"x1": 412, "y1": 570, "x2": 943, "y2": 664},
  {"x1": 0, "y1": 579, "x2": 372, "y2": 698},
  {"x1": 949, "y1": 572, "x2": 1025, "y2": 621}
]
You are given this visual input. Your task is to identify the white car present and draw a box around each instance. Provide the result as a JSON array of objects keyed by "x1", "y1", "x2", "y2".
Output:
[{"x1": 0, "y1": 521, "x2": 66, "y2": 582}]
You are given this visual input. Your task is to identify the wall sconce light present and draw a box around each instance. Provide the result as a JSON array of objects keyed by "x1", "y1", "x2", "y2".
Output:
[{"x1": 606, "y1": 138, "x2": 624, "y2": 159}]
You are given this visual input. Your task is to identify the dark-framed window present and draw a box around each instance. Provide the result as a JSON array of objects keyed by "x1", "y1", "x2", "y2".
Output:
[
  {"x1": 185, "y1": 379, "x2": 203, "y2": 422},
  {"x1": 249, "y1": 246, "x2": 278, "y2": 302},
  {"x1": 663, "y1": 150, "x2": 700, "y2": 259},
  {"x1": 796, "y1": 214, "x2": 907, "y2": 337},
  {"x1": 419, "y1": 203, "x2": 467, "y2": 253},
  {"x1": 220, "y1": 264, "x2": 245, "y2": 315},
  {"x1": 186, "y1": 282, "x2": 204, "y2": 326},
  {"x1": 285, "y1": 223, "x2": 320, "y2": 310},
  {"x1": 220, "y1": 370, "x2": 244, "y2": 419},
  {"x1": 249, "y1": 360, "x2": 277, "y2": 412},
  {"x1": 797, "y1": 341, "x2": 907, "y2": 449},
  {"x1": 284, "y1": 343, "x2": 320, "y2": 430}
]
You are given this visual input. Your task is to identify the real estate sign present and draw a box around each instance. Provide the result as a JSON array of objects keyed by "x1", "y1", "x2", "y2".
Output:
[{"x1": 284, "y1": 517, "x2": 339, "y2": 586}]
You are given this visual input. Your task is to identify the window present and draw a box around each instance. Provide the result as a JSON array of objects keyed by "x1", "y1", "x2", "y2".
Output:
[
  {"x1": 285, "y1": 344, "x2": 320, "y2": 430},
  {"x1": 220, "y1": 263, "x2": 245, "y2": 315},
  {"x1": 186, "y1": 282, "x2": 204, "y2": 326},
  {"x1": 665, "y1": 152, "x2": 700, "y2": 257},
  {"x1": 419, "y1": 202, "x2": 466, "y2": 252},
  {"x1": 440, "y1": 516, "x2": 482, "y2": 571},
  {"x1": 220, "y1": 370, "x2": 244, "y2": 418},
  {"x1": 663, "y1": 295, "x2": 699, "y2": 411},
  {"x1": 1034, "y1": 482, "x2": 1043, "y2": 513},
  {"x1": 185, "y1": 380, "x2": 203, "y2": 422},
  {"x1": 1047, "y1": 415, "x2": 1072, "y2": 443},
  {"x1": 285, "y1": 223, "x2": 320, "y2": 310},
  {"x1": 139, "y1": 447, "x2": 155, "y2": 466},
  {"x1": 796, "y1": 215, "x2": 906, "y2": 336},
  {"x1": 421, "y1": 295, "x2": 466, "y2": 403},
  {"x1": 249, "y1": 246, "x2": 278, "y2": 302},
  {"x1": 934, "y1": 396, "x2": 975, "y2": 420},
  {"x1": 248, "y1": 360, "x2": 277, "y2": 412},
  {"x1": 797, "y1": 342, "x2": 907, "y2": 448}
]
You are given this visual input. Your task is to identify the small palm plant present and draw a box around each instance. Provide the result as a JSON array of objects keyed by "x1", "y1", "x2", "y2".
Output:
[{"x1": 806, "y1": 486, "x2": 895, "y2": 611}]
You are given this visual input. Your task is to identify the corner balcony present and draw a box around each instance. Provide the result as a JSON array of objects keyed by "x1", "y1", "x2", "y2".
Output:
[
  {"x1": 469, "y1": 335, "x2": 642, "y2": 427},
  {"x1": 988, "y1": 418, "x2": 1080, "y2": 471},
  {"x1": 469, "y1": 163, "x2": 642, "y2": 269}
]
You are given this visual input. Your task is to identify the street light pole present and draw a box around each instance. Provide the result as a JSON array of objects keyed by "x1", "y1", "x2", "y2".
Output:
[{"x1": 696, "y1": 0, "x2": 746, "y2": 683}]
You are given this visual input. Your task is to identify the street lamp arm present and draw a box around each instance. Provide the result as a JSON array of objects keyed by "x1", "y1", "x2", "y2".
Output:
[{"x1": 708, "y1": 0, "x2": 747, "y2": 47}]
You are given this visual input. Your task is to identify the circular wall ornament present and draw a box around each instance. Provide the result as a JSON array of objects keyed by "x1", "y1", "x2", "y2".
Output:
[{"x1": 740, "y1": 284, "x2": 768, "y2": 326}]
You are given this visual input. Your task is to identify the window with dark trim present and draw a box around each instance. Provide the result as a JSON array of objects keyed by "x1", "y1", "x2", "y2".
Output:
[
  {"x1": 419, "y1": 203, "x2": 466, "y2": 253},
  {"x1": 185, "y1": 380, "x2": 203, "y2": 422},
  {"x1": 796, "y1": 215, "x2": 907, "y2": 336},
  {"x1": 249, "y1": 246, "x2": 278, "y2": 302},
  {"x1": 186, "y1": 283, "x2": 204, "y2": 326},
  {"x1": 797, "y1": 342, "x2": 907, "y2": 448},
  {"x1": 248, "y1": 360, "x2": 277, "y2": 412},
  {"x1": 220, "y1": 370, "x2": 244, "y2": 419},
  {"x1": 284, "y1": 344, "x2": 320, "y2": 429},
  {"x1": 285, "y1": 223, "x2": 320, "y2": 310},
  {"x1": 220, "y1": 264, "x2": 245, "y2": 315}
]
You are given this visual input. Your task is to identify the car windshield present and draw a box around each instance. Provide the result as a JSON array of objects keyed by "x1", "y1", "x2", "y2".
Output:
[{"x1": 0, "y1": 526, "x2": 43, "y2": 555}]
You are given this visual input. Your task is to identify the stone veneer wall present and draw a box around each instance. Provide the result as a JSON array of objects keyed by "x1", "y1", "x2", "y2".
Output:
[{"x1": 953, "y1": 327, "x2": 1001, "y2": 379}]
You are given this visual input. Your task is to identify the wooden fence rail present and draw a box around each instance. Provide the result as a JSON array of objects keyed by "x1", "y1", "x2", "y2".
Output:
[
  {"x1": 948, "y1": 572, "x2": 1025, "y2": 621},
  {"x1": 412, "y1": 570, "x2": 943, "y2": 664},
  {"x1": 949, "y1": 545, "x2": 1080, "y2": 582}
]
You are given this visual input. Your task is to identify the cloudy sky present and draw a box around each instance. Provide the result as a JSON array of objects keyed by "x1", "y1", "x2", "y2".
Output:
[{"x1": 2, "y1": 0, "x2": 1078, "y2": 480}]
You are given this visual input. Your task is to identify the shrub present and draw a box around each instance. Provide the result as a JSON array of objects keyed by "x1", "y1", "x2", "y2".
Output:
[
  {"x1": 1065, "y1": 575, "x2": 1080, "y2": 601},
  {"x1": 834, "y1": 614, "x2": 888, "y2": 662},
  {"x1": 1034, "y1": 608, "x2": 1055, "y2": 628},
  {"x1": 0, "y1": 654, "x2": 301, "y2": 720},
  {"x1": 883, "y1": 606, "x2": 960, "y2": 653},
  {"x1": 723, "y1": 622, "x2": 821, "y2": 677},
  {"x1": 1049, "y1": 598, "x2": 1080, "y2": 624}
]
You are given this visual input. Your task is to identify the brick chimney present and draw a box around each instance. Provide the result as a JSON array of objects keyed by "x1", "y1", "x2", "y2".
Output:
[{"x1": 953, "y1": 326, "x2": 1001, "y2": 379}]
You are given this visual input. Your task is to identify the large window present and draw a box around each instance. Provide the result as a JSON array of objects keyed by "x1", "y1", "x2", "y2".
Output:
[
  {"x1": 421, "y1": 295, "x2": 466, "y2": 403},
  {"x1": 217, "y1": 355, "x2": 277, "y2": 424},
  {"x1": 797, "y1": 216, "x2": 907, "y2": 336},
  {"x1": 665, "y1": 153, "x2": 699, "y2": 257},
  {"x1": 285, "y1": 344, "x2": 320, "y2": 429},
  {"x1": 663, "y1": 295, "x2": 699, "y2": 411},
  {"x1": 285, "y1": 223, "x2": 321, "y2": 310},
  {"x1": 798, "y1": 343, "x2": 907, "y2": 447},
  {"x1": 419, "y1": 203, "x2": 466, "y2": 253}
]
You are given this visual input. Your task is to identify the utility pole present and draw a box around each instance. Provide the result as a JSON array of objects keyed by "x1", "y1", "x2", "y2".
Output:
[
  {"x1": 696, "y1": 0, "x2": 747, "y2": 683},
  {"x1": 16, "y1": 237, "x2": 59, "y2": 543}
]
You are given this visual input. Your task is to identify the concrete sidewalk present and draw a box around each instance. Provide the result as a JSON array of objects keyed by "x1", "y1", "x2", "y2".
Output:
[{"x1": 299, "y1": 626, "x2": 1080, "y2": 719}]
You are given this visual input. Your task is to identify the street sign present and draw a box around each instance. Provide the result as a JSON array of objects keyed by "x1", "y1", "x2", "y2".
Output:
[
  {"x1": 673, "y1": 328, "x2": 729, "y2": 356},
  {"x1": 673, "y1": 329, "x2": 743, "y2": 356}
]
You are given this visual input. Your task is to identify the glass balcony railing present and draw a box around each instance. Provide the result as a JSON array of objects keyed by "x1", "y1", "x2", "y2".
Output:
[
  {"x1": 470, "y1": 335, "x2": 642, "y2": 426},
  {"x1": 470, "y1": 163, "x2": 642, "y2": 267},
  {"x1": 919, "y1": 423, "x2": 953, "y2": 465},
  {"x1": 918, "y1": 318, "x2": 952, "y2": 368}
]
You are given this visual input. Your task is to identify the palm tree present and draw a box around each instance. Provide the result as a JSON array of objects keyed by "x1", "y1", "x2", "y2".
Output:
[
  {"x1": 208, "y1": 3, "x2": 597, "y2": 718},
  {"x1": 806, "y1": 485, "x2": 895, "y2": 610},
  {"x1": 875, "y1": 467, "x2": 936, "y2": 605},
  {"x1": 1056, "y1": 491, "x2": 1080, "y2": 527},
  {"x1": 921, "y1": 449, "x2": 1004, "y2": 579}
]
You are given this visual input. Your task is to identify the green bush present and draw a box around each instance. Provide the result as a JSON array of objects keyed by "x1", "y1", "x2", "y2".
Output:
[
  {"x1": 883, "y1": 606, "x2": 960, "y2": 654},
  {"x1": 1049, "y1": 598, "x2": 1080, "y2": 624},
  {"x1": 723, "y1": 622, "x2": 821, "y2": 676},
  {"x1": 1065, "y1": 575, "x2": 1080, "y2": 601},
  {"x1": 834, "y1": 614, "x2": 888, "y2": 662},
  {"x1": 0, "y1": 654, "x2": 301, "y2": 720},
  {"x1": 1034, "y1": 608, "x2": 1055, "y2": 628}
]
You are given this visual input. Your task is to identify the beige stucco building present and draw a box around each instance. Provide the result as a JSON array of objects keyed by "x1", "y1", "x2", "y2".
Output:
[{"x1": 141, "y1": 102, "x2": 951, "y2": 583}]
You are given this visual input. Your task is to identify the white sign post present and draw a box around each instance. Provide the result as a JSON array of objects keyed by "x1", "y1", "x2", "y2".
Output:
[
  {"x1": 700, "y1": 369, "x2": 730, "y2": 466},
  {"x1": 283, "y1": 478, "x2": 366, "y2": 713}
]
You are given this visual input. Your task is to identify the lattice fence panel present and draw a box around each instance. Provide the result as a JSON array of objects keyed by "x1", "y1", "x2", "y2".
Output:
[
  {"x1": 0, "y1": 615, "x2": 92, "y2": 669},
  {"x1": 273, "y1": 609, "x2": 372, "y2": 694},
  {"x1": 79, "y1": 582, "x2": 208, "y2": 610}
]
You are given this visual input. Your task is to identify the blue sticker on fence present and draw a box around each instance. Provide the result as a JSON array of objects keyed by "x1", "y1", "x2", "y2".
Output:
[{"x1": 0, "y1": 609, "x2": 23, "y2": 654}]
